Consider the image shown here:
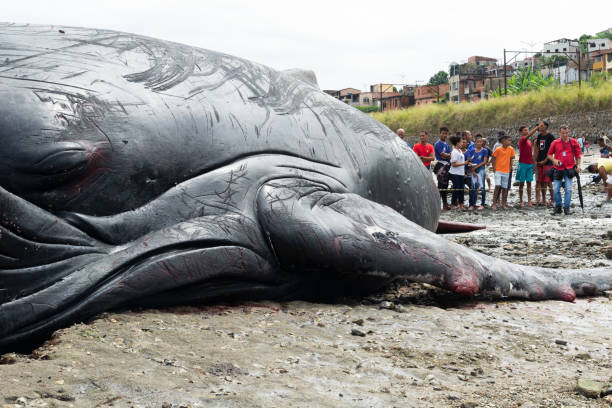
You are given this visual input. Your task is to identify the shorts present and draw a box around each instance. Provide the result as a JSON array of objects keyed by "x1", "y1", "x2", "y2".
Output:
[
  {"x1": 494, "y1": 171, "x2": 510, "y2": 188},
  {"x1": 537, "y1": 165, "x2": 553, "y2": 183},
  {"x1": 607, "y1": 178, "x2": 612, "y2": 185},
  {"x1": 516, "y1": 162, "x2": 534, "y2": 183}
]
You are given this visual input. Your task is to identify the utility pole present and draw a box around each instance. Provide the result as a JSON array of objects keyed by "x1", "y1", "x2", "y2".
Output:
[
  {"x1": 503, "y1": 48, "x2": 507, "y2": 96},
  {"x1": 578, "y1": 46, "x2": 582, "y2": 89},
  {"x1": 380, "y1": 83, "x2": 383, "y2": 112}
]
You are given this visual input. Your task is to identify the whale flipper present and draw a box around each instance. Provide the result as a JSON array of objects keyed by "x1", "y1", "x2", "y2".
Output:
[{"x1": 257, "y1": 179, "x2": 612, "y2": 301}]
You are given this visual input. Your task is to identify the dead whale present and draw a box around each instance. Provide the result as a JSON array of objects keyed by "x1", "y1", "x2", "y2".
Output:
[{"x1": 0, "y1": 23, "x2": 609, "y2": 352}]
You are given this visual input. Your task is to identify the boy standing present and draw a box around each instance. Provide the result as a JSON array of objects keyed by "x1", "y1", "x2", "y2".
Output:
[
  {"x1": 516, "y1": 125, "x2": 538, "y2": 207},
  {"x1": 491, "y1": 135, "x2": 515, "y2": 210}
]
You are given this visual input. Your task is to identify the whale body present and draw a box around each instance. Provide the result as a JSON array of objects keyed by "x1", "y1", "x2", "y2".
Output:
[{"x1": 0, "y1": 23, "x2": 609, "y2": 352}]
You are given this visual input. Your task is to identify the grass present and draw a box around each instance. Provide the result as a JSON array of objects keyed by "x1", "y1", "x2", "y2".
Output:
[{"x1": 372, "y1": 81, "x2": 612, "y2": 135}]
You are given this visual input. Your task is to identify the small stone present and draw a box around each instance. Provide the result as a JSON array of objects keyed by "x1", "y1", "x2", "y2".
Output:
[
  {"x1": 591, "y1": 214, "x2": 598, "y2": 219},
  {"x1": 575, "y1": 352, "x2": 592, "y2": 360},
  {"x1": 352, "y1": 319, "x2": 364, "y2": 326},
  {"x1": 379, "y1": 301, "x2": 393, "y2": 310},
  {"x1": 162, "y1": 403, "x2": 173, "y2": 408},
  {"x1": 576, "y1": 378, "x2": 603, "y2": 398},
  {"x1": 351, "y1": 329, "x2": 366, "y2": 337},
  {"x1": 555, "y1": 339, "x2": 568, "y2": 346},
  {"x1": 461, "y1": 402, "x2": 478, "y2": 408},
  {"x1": 603, "y1": 386, "x2": 612, "y2": 396},
  {"x1": 392, "y1": 304, "x2": 407, "y2": 313}
]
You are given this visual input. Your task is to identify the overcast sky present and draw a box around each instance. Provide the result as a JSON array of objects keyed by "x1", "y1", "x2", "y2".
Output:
[{"x1": 3, "y1": 0, "x2": 611, "y2": 90}]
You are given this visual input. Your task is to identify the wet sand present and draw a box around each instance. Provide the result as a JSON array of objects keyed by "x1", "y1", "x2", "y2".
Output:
[{"x1": 1, "y1": 158, "x2": 611, "y2": 408}]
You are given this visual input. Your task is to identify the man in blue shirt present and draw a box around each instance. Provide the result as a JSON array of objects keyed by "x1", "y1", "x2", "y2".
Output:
[
  {"x1": 433, "y1": 126, "x2": 452, "y2": 211},
  {"x1": 469, "y1": 135, "x2": 489, "y2": 209}
]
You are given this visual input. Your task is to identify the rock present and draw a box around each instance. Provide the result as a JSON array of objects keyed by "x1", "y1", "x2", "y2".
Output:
[
  {"x1": 352, "y1": 319, "x2": 364, "y2": 326},
  {"x1": 603, "y1": 395, "x2": 612, "y2": 404},
  {"x1": 603, "y1": 246, "x2": 612, "y2": 260},
  {"x1": 575, "y1": 353, "x2": 591, "y2": 360},
  {"x1": 351, "y1": 329, "x2": 366, "y2": 337},
  {"x1": 555, "y1": 339, "x2": 568, "y2": 346},
  {"x1": 603, "y1": 385, "x2": 612, "y2": 396},
  {"x1": 461, "y1": 402, "x2": 478, "y2": 408},
  {"x1": 379, "y1": 301, "x2": 394, "y2": 310},
  {"x1": 392, "y1": 304, "x2": 408, "y2": 313},
  {"x1": 576, "y1": 378, "x2": 603, "y2": 398},
  {"x1": 591, "y1": 214, "x2": 598, "y2": 219},
  {"x1": 162, "y1": 403, "x2": 173, "y2": 408}
]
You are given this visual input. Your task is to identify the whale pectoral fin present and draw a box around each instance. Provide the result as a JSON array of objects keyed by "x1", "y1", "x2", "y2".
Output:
[
  {"x1": 257, "y1": 179, "x2": 611, "y2": 301},
  {"x1": 436, "y1": 220, "x2": 486, "y2": 234},
  {"x1": 0, "y1": 186, "x2": 108, "y2": 301}
]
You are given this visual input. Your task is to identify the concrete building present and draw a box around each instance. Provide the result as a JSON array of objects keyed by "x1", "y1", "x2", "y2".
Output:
[
  {"x1": 587, "y1": 38, "x2": 612, "y2": 52},
  {"x1": 414, "y1": 83, "x2": 450, "y2": 105},
  {"x1": 375, "y1": 94, "x2": 413, "y2": 111},
  {"x1": 370, "y1": 84, "x2": 395, "y2": 93},
  {"x1": 511, "y1": 57, "x2": 538, "y2": 70},
  {"x1": 542, "y1": 38, "x2": 579, "y2": 57},
  {"x1": 587, "y1": 49, "x2": 612, "y2": 76},
  {"x1": 467, "y1": 56, "x2": 498, "y2": 67}
]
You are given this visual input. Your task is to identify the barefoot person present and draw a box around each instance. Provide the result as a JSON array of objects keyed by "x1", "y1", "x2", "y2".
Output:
[
  {"x1": 587, "y1": 158, "x2": 612, "y2": 202},
  {"x1": 469, "y1": 136, "x2": 489, "y2": 209},
  {"x1": 516, "y1": 125, "x2": 537, "y2": 207},
  {"x1": 547, "y1": 125, "x2": 581, "y2": 215},
  {"x1": 449, "y1": 135, "x2": 468, "y2": 210},
  {"x1": 412, "y1": 131, "x2": 435, "y2": 169},
  {"x1": 534, "y1": 121, "x2": 556, "y2": 206},
  {"x1": 491, "y1": 134, "x2": 515, "y2": 210},
  {"x1": 433, "y1": 126, "x2": 452, "y2": 210}
]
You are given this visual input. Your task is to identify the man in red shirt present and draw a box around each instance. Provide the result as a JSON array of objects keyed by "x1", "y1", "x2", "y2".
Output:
[
  {"x1": 412, "y1": 131, "x2": 435, "y2": 169},
  {"x1": 546, "y1": 125, "x2": 581, "y2": 215},
  {"x1": 516, "y1": 125, "x2": 538, "y2": 207}
]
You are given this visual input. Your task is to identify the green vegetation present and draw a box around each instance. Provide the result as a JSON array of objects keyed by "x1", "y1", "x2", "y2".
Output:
[
  {"x1": 372, "y1": 80, "x2": 612, "y2": 135},
  {"x1": 490, "y1": 68, "x2": 557, "y2": 97},
  {"x1": 428, "y1": 70, "x2": 449, "y2": 85},
  {"x1": 355, "y1": 105, "x2": 380, "y2": 113}
]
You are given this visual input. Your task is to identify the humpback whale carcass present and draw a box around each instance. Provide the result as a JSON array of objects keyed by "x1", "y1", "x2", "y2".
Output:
[{"x1": 0, "y1": 23, "x2": 610, "y2": 352}]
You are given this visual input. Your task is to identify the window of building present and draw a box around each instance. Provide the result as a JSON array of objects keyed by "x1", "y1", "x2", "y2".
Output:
[
  {"x1": 555, "y1": 49, "x2": 559, "y2": 52},
  {"x1": 608, "y1": 54, "x2": 612, "y2": 62},
  {"x1": 563, "y1": 48, "x2": 566, "y2": 51},
  {"x1": 363, "y1": 97, "x2": 369, "y2": 103}
]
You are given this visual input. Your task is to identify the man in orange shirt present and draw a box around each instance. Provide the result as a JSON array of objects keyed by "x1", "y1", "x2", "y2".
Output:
[
  {"x1": 412, "y1": 131, "x2": 435, "y2": 169},
  {"x1": 491, "y1": 134, "x2": 515, "y2": 210}
]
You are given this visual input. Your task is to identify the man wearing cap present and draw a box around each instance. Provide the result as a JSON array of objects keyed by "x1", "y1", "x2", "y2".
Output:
[
  {"x1": 546, "y1": 125, "x2": 581, "y2": 215},
  {"x1": 534, "y1": 121, "x2": 556, "y2": 207}
]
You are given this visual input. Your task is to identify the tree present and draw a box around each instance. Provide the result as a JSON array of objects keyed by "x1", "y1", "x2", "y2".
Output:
[{"x1": 428, "y1": 70, "x2": 449, "y2": 85}]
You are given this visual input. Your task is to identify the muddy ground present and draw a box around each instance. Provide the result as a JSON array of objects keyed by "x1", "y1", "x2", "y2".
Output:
[{"x1": 1, "y1": 157, "x2": 611, "y2": 408}]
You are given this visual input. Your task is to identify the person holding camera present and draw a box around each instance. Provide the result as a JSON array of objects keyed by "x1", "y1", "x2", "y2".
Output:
[{"x1": 546, "y1": 125, "x2": 581, "y2": 215}]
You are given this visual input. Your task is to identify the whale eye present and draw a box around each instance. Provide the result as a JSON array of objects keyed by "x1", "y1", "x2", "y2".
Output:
[{"x1": 15, "y1": 141, "x2": 91, "y2": 189}]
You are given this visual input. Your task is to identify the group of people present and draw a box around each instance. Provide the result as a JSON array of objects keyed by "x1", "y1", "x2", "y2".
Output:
[{"x1": 397, "y1": 123, "x2": 612, "y2": 214}]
